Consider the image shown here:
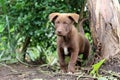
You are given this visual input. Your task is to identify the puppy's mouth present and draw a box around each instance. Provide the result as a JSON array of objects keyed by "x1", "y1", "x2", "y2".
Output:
[
  {"x1": 57, "y1": 34, "x2": 64, "y2": 37},
  {"x1": 56, "y1": 32, "x2": 65, "y2": 37}
]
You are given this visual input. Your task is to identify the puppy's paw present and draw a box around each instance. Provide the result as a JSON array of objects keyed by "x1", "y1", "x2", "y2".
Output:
[
  {"x1": 60, "y1": 70, "x2": 67, "y2": 73},
  {"x1": 67, "y1": 72, "x2": 73, "y2": 74}
]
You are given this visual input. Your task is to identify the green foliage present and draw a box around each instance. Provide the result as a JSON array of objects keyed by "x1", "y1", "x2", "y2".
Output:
[
  {"x1": 85, "y1": 32, "x2": 92, "y2": 44},
  {"x1": 90, "y1": 59, "x2": 106, "y2": 77},
  {"x1": 89, "y1": 59, "x2": 118, "y2": 80}
]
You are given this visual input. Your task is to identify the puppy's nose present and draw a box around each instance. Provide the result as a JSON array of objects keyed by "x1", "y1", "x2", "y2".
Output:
[{"x1": 57, "y1": 30, "x2": 62, "y2": 34}]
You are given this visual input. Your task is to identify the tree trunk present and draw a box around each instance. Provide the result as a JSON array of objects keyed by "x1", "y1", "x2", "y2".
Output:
[{"x1": 87, "y1": 0, "x2": 120, "y2": 59}]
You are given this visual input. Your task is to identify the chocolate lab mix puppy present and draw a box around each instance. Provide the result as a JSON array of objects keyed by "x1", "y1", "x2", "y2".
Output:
[{"x1": 49, "y1": 13, "x2": 90, "y2": 73}]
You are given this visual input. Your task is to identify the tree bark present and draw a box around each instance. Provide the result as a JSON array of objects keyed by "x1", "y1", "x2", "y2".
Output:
[{"x1": 87, "y1": 0, "x2": 120, "y2": 59}]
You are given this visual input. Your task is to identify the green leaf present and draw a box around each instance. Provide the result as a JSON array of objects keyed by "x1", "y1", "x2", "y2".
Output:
[
  {"x1": 0, "y1": 0, "x2": 7, "y2": 14},
  {"x1": 10, "y1": 27, "x2": 14, "y2": 32},
  {"x1": 0, "y1": 24, "x2": 5, "y2": 32},
  {"x1": 0, "y1": 51, "x2": 4, "y2": 59},
  {"x1": 90, "y1": 59, "x2": 106, "y2": 77}
]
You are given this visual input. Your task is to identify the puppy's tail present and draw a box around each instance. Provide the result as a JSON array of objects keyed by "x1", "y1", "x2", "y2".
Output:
[{"x1": 78, "y1": 18, "x2": 88, "y2": 35}]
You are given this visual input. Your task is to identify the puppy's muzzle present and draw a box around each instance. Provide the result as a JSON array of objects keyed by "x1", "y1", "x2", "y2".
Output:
[{"x1": 56, "y1": 30, "x2": 63, "y2": 36}]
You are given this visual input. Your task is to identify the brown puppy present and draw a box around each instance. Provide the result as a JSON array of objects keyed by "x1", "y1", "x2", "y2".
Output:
[{"x1": 49, "y1": 13, "x2": 90, "y2": 73}]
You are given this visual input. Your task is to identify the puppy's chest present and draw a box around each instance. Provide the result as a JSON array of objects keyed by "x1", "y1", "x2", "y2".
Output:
[{"x1": 62, "y1": 43, "x2": 72, "y2": 55}]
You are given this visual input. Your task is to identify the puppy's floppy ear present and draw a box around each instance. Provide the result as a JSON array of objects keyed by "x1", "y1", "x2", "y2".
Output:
[
  {"x1": 68, "y1": 13, "x2": 79, "y2": 23},
  {"x1": 49, "y1": 13, "x2": 60, "y2": 22}
]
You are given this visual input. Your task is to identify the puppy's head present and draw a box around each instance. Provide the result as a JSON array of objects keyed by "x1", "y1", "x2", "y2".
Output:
[{"x1": 49, "y1": 13, "x2": 79, "y2": 36}]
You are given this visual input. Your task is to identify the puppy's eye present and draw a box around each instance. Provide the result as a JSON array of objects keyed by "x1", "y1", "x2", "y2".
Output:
[
  {"x1": 63, "y1": 21, "x2": 68, "y2": 24},
  {"x1": 56, "y1": 21, "x2": 60, "y2": 24}
]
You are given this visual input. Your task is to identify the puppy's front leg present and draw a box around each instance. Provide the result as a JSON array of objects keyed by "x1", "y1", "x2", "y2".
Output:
[
  {"x1": 57, "y1": 48, "x2": 67, "y2": 73},
  {"x1": 68, "y1": 50, "x2": 79, "y2": 73}
]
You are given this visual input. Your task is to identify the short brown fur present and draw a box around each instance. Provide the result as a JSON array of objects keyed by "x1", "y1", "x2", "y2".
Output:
[{"x1": 49, "y1": 13, "x2": 90, "y2": 73}]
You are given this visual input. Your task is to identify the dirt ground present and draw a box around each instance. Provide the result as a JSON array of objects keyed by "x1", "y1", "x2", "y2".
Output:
[
  {"x1": 0, "y1": 63, "x2": 93, "y2": 80},
  {"x1": 0, "y1": 53, "x2": 120, "y2": 80}
]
